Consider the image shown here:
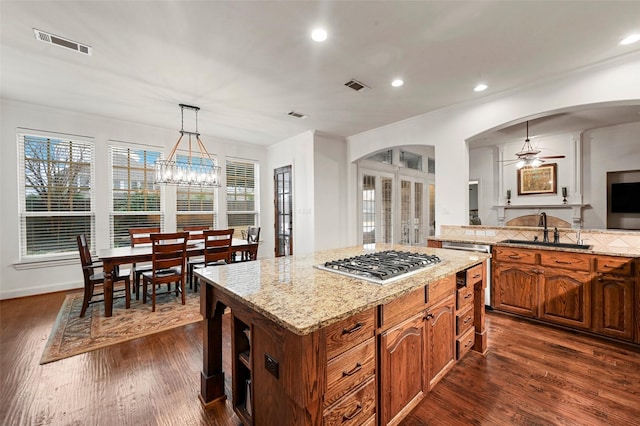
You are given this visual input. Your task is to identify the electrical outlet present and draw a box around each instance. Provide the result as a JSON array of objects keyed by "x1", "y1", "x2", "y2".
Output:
[{"x1": 264, "y1": 353, "x2": 279, "y2": 379}]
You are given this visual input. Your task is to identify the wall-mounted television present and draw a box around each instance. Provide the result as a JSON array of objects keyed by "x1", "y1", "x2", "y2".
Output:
[{"x1": 611, "y1": 182, "x2": 640, "y2": 213}]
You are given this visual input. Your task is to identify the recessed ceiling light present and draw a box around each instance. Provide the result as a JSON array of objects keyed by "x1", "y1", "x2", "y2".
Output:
[
  {"x1": 391, "y1": 79, "x2": 404, "y2": 88},
  {"x1": 474, "y1": 83, "x2": 488, "y2": 92},
  {"x1": 311, "y1": 28, "x2": 327, "y2": 42},
  {"x1": 620, "y1": 34, "x2": 640, "y2": 45}
]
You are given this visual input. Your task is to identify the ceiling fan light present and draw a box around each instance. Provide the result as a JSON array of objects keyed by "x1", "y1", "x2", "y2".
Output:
[
  {"x1": 516, "y1": 160, "x2": 525, "y2": 169},
  {"x1": 531, "y1": 159, "x2": 542, "y2": 167}
]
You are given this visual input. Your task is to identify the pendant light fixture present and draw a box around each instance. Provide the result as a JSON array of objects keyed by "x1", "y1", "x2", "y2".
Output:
[{"x1": 155, "y1": 104, "x2": 221, "y2": 187}]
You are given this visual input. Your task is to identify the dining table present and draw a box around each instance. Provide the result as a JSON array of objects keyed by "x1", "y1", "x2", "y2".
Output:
[{"x1": 98, "y1": 238, "x2": 257, "y2": 317}]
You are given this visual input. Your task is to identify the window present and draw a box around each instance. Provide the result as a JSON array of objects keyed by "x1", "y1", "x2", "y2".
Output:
[
  {"x1": 176, "y1": 154, "x2": 217, "y2": 230},
  {"x1": 18, "y1": 132, "x2": 94, "y2": 258},
  {"x1": 226, "y1": 160, "x2": 258, "y2": 238},
  {"x1": 110, "y1": 145, "x2": 162, "y2": 247}
]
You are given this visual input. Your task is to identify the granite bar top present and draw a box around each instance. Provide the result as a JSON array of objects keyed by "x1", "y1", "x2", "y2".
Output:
[{"x1": 194, "y1": 243, "x2": 489, "y2": 336}]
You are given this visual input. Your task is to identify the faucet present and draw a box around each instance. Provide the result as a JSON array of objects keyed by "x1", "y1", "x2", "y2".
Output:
[
  {"x1": 539, "y1": 212, "x2": 548, "y2": 242},
  {"x1": 553, "y1": 227, "x2": 560, "y2": 244}
]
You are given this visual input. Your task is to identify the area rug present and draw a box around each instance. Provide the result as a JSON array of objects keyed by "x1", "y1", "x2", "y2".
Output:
[{"x1": 40, "y1": 290, "x2": 202, "y2": 364}]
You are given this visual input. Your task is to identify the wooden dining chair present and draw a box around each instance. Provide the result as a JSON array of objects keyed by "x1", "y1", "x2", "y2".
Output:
[
  {"x1": 129, "y1": 227, "x2": 161, "y2": 300},
  {"x1": 241, "y1": 226, "x2": 261, "y2": 261},
  {"x1": 141, "y1": 232, "x2": 189, "y2": 312},
  {"x1": 77, "y1": 234, "x2": 131, "y2": 317},
  {"x1": 191, "y1": 229, "x2": 234, "y2": 292},
  {"x1": 183, "y1": 225, "x2": 211, "y2": 289}
]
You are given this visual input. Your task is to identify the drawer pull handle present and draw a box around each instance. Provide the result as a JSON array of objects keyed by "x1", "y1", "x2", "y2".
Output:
[
  {"x1": 464, "y1": 317, "x2": 472, "y2": 324},
  {"x1": 342, "y1": 363, "x2": 362, "y2": 377},
  {"x1": 465, "y1": 339, "x2": 473, "y2": 348},
  {"x1": 342, "y1": 323, "x2": 362, "y2": 335},
  {"x1": 508, "y1": 255, "x2": 521, "y2": 259},
  {"x1": 342, "y1": 404, "x2": 362, "y2": 422},
  {"x1": 425, "y1": 313, "x2": 434, "y2": 320},
  {"x1": 555, "y1": 260, "x2": 572, "y2": 264},
  {"x1": 464, "y1": 293, "x2": 473, "y2": 299},
  {"x1": 472, "y1": 273, "x2": 481, "y2": 279},
  {"x1": 604, "y1": 264, "x2": 618, "y2": 268}
]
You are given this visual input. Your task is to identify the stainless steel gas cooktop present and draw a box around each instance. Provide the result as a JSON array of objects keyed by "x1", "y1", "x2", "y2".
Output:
[{"x1": 315, "y1": 250, "x2": 442, "y2": 285}]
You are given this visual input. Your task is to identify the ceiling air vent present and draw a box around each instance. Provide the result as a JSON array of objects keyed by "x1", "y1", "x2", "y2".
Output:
[
  {"x1": 33, "y1": 28, "x2": 92, "y2": 56},
  {"x1": 344, "y1": 79, "x2": 370, "y2": 92},
  {"x1": 287, "y1": 111, "x2": 309, "y2": 119}
]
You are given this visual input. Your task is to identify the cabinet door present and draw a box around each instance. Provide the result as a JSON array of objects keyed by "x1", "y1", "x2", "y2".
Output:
[
  {"x1": 493, "y1": 262, "x2": 540, "y2": 318},
  {"x1": 379, "y1": 312, "x2": 427, "y2": 426},
  {"x1": 540, "y1": 269, "x2": 591, "y2": 329},
  {"x1": 426, "y1": 295, "x2": 455, "y2": 389},
  {"x1": 593, "y1": 274, "x2": 635, "y2": 341}
]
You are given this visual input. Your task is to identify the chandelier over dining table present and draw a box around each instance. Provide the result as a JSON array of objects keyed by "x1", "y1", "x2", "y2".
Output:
[{"x1": 154, "y1": 103, "x2": 221, "y2": 187}]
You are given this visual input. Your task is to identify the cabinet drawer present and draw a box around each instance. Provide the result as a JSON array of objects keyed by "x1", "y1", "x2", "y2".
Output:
[
  {"x1": 456, "y1": 327, "x2": 475, "y2": 360},
  {"x1": 427, "y1": 275, "x2": 456, "y2": 307},
  {"x1": 540, "y1": 251, "x2": 591, "y2": 272},
  {"x1": 596, "y1": 256, "x2": 634, "y2": 276},
  {"x1": 456, "y1": 285, "x2": 474, "y2": 310},
  {"x1": 323, "y1": 377, "x2": 376, "y2": 426},
  {"x1": 494, "y1": 247, "x2": 537, "y2": 264},
  {"x1": 379, "y1": 286, "x2": 426, "y2": 330},
  {"x1": 466, "y1": 263, "x2": 484, "y2": 286},
  {"x1": 325, "y1": 308, "x2": 376, "y2": 359},
  {"x1": 456, "y1": 305, "x2": 474, "y2": 335},
  {"x1": 325, "y1": 338, "x2": 376, "y2": 408}
]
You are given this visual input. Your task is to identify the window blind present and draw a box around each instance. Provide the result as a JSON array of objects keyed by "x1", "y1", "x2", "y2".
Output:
[
  {"x1": 176, "y1": 154, "x2": 217, "y2": 230},
  {"x1": 226, "y1": 160, "x2": 258, "y2": 237},
  {"x1": 18, "y1": 133, "x2": 95, "y2": 258},
  {"x1": 109, "y1": 145, "x2": 163, "y2": 247}
]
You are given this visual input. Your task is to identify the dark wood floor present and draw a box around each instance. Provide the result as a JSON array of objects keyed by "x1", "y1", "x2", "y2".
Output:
[{"x1": 1, "y1": 292, "x2": 639, "y2": 425}]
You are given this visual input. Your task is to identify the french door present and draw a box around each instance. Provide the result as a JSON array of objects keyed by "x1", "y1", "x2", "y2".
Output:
[
  {"x1": 400, "y1": 177, "x2": 425, "y2": 246},
  {"x1": 274, "y1": 165, "x2": 292, "y2": 257},
  {"x1": 360, "y1": 167, "x2": 428, "y2": 246}
]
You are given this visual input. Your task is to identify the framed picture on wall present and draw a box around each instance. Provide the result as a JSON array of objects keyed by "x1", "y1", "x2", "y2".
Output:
[{"x1": 517, "y1": 163, "x2": 557, "y2": 195}]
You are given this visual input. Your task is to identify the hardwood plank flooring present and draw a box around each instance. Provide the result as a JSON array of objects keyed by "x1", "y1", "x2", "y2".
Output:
[{"x1": 1, "y1": 292, "x2": 639, "y2": 425}]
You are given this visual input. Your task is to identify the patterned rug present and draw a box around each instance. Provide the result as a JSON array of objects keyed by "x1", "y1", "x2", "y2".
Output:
[{"x1": 40, "y1": 290, "x2": 202, "y2": 364}]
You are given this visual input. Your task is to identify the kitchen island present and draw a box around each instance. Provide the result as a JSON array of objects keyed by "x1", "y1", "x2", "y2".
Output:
[{"x1": 194, "y1": 244, "x2": 489, "y2": 425}]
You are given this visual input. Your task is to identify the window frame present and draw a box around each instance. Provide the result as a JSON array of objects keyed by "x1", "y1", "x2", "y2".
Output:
[
  {"x1": 175, "y1": 152, "x2": 218, "y2": 231},
  {"x1": 108, "y1": 143, "x2": 163, "y2": 248},
  {"x1": 226, "y1": 158, "x2": 259, "y2": 237},
  {"x1": 17, "y1": 130, "x2": 96, "y2": 260}
]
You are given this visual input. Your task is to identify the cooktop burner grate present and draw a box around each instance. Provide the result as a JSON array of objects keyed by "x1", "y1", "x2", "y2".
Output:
[{"x1": 316, "y1": 250, "x2": 442, "y2": 284}]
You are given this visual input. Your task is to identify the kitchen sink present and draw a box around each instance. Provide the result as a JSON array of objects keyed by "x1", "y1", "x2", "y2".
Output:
[{"x1": 500, "y1": 239, "x2": 593, "y2": 250}]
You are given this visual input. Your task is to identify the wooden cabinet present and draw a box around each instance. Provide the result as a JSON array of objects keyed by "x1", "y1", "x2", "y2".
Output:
[
  {"x1": 493, "y1": 261, "x2": 540, "y2": 318},
  {"x1": 379, "y1": 311, "x2": 428, "y2": 426},
  {"x1": 593, "y1": 256, "x2": 636, "y2": 342},
  {"x1": 540, "y1": 268, "x2": 591, "y2": 329},
  {"x1": 426, "y1": 295, "x2": 456, "y2": 389},
  {"x1": 493, "y1": 245, "x2": 638, "y2": 345},
  {"x1": 323, "y1": 308, "x2": 377, "y2": 424}
]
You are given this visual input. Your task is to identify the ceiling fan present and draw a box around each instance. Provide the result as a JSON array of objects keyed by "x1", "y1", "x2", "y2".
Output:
[{"x1": 500, "y1": 121, "x2": 566, "y2": 168}]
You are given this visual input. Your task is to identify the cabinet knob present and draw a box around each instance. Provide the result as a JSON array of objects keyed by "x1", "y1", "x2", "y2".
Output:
[{"x1": 425, "y1": 313, "x2": 434, "y2": 320}]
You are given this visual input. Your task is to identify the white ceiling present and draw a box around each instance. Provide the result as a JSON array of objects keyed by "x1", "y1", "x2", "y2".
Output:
[{"x1": 2, "y1": 1, "x2": 640, "y2": 146}]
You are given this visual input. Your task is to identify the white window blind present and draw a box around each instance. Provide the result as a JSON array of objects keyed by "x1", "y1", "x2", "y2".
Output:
[
  {"x1": 18, "y1": 132, "x2": 95, "y2": 258},
  {"x1": 176, "y1": 154, "x2": 217, "y2": 230},
  {"x1": 109, "y1": 145, "x2": 162, "y2": 247},
  {"x1": 226, "y1": 159, "x2": 258, "y2": 237}
]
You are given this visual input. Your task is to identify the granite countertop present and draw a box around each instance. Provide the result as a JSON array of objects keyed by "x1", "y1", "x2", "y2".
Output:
[
  {"x1": 194, "y1": 243, "x2": 489, "y2": 336},
  {"x1": 429, "y1": 233, "x2": 640, "y2": 257}
]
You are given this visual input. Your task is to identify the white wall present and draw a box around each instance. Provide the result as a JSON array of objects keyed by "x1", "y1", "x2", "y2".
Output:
[
  {"x1": 583, "y1": 121, "x2": 640, "y2": 229},
  {"x1": 347, "y1": 53, "x2": 640, "y2": 235},
  {"x1": 313, "y1": 133, "x2": 350, "y2": 251},
  {"x1": 266, "y1": 131, "x2": 315, "y2": 256},
  {"x1": 0, "y1": 99, "x2": 268, "y2": 299}
]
